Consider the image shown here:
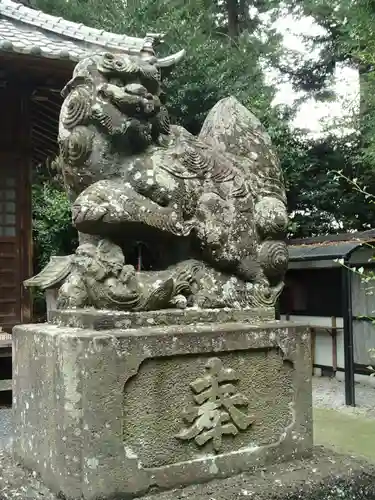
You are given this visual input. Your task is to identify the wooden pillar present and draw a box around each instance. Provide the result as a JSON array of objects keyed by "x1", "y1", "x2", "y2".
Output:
[
  {"x1": 20, "y1": 85, "x2": 33, "y2": 324},
  {"x1": 310, "y1": 327, "x2": 315, "y2": 375},
  {"x1": 331, "y1": 316, "x2": 338, "y2": 374}
]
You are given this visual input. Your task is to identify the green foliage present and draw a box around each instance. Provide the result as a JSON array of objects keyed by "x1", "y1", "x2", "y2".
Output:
[
  {"x1": 269, "y1": 0, "x2": 375, "y2": 235},
  {"x1": 32, "y1": 183, "x2": 77, "y2": 272},
  {"x1": 276, "y1": 0, "x2": 375, "y2": 158},
  {"x1": 30, "y1": 0, "x2": 375, "y2": 243},
  {"x1": 31, "y1": 155, "x2": 77, "y2": 274},
  {"x1": 280, "y1": 132, "x2": 375, "y2": 236},
  {"x1": 123, "y1": 0, "x2": 283, "y2": 130},
  {"x1": 31, "y1": 176, "x2": 77, "y2": 318},
  {"x1": 276, "y1": 0, "x2": 354, "y2": 91},
  {"x1": 35, "y1": 0, "x2": 283, "y2": 132}
]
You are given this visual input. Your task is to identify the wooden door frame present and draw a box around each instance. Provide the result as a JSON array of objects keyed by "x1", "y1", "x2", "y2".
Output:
[{"x1": 0, "y1": 153, "x2": 32, "y2": 327}]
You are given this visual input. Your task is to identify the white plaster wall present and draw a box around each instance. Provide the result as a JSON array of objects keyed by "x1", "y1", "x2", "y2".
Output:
[{"x1": 281, "y1": 315, "x2": 345, "y2": 368}]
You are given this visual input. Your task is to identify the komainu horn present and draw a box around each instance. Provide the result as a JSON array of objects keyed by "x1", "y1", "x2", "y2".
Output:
[{"x1": 25, "y1": 37, "x2": 288, "y2": 311}]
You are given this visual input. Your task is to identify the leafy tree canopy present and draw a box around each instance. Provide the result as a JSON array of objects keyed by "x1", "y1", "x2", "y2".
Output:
[
  {"x1": 29, "y1": 0, "x2": 375, "y2": 257},
  {"x1": 35, "y1": 0, "x2": 285, "y2": 132}
]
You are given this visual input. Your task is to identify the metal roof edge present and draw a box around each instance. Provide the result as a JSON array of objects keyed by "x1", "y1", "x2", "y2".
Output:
[
  {"x1": 289, "y1": 229, "x2": 375, "y2": 247},
  {"x1": 288, "y1": 240, "x2": 375, "y2": 264}
]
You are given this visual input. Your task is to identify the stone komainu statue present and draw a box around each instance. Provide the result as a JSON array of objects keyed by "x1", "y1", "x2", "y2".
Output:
[{"x1": 28, "y1": 38, "x2": 289, "y2": 311}]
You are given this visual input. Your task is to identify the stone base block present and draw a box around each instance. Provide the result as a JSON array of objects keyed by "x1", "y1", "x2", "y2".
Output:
[
  {"x1": 13, "y1": 311, "x2": 312, "y2": 500},
  {"x1": 48, "y1": 306, "x2": 275, "y2": 330}
]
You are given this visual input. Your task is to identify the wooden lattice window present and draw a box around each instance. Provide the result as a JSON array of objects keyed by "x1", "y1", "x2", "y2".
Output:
[{"x1": 0, "y1": 176, "x2": 17, "y2": 237}]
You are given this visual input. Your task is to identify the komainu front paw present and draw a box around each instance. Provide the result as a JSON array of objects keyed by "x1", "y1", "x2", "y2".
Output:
[{"x1": 72, "y1": 201, "x2": 111, "y2": 226}]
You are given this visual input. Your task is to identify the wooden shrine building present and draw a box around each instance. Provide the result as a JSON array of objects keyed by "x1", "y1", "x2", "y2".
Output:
[{"x1": 0, "y1": 0, "x2": 156, "y2": 332}]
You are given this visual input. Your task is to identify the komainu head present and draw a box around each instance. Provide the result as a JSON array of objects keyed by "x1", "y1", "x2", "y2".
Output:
[{"x1": 59, "y1": 50, "x2": 184, "y2": 156}]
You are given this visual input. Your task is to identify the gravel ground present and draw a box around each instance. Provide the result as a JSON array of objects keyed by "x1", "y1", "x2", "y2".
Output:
[
  {"x1": 313, "y1": 376, "x2": 375, "y2": 418},
  {"x1": 0, "y1": 408, "x2": 12, "y2": 451}
]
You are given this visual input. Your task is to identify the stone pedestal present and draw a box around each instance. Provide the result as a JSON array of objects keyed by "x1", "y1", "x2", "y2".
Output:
[{"x1": 13, "y1": 309, "x2": 312, "y2": 500}]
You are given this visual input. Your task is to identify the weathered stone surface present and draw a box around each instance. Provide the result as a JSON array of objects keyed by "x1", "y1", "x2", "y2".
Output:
[
  {"x1": 49, "y1": 306, "x2": 275, "y2": 330},
  {"x1": 25, "y1": 48, "x2": 288, "y2": 311},
  {"x1": 3, "y1": 449, "x2": 375, "y2": 500},
  {"x1": 13, "y1": 318, "x2": 311, "y2": 500}
]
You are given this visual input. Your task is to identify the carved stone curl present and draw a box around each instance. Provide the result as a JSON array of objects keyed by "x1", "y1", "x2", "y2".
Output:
[{"x1": 28, "y1": 47, "x2": 289, "y2": 312}]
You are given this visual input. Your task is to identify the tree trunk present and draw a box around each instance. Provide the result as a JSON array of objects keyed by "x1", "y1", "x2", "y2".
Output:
[
  {"x1": 359, "y1": 63, "x2": 374, "y2": 150},
  {"x1": 239, "y1": 0, "x2": 250, "y2": 30},
  {"x1": 226, "y1": 0, "x2": 239, "y2": 39}
]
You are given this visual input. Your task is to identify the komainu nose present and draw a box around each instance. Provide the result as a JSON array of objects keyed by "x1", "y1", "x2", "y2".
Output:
[{"x1": 125, "y1": 83, "x2": 148, "y2": 96}]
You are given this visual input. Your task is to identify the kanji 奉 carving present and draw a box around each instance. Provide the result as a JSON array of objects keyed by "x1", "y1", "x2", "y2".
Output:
[{"x1": 176, "y1": 358, "x2": 254, "y2": 452}]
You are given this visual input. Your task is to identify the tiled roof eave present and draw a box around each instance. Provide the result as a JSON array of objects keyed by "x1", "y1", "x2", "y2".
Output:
[
  {"x1": 0, "y1": 0, "x2": 148, "y2": 52},
  {"x1": 0, "y1": 0, "x2": 158, "y2": 62}
]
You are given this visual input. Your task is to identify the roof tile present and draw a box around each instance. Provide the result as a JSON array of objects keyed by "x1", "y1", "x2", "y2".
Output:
[{"x1": 0, "y1": 0, "x2": 161, "y2": 62}]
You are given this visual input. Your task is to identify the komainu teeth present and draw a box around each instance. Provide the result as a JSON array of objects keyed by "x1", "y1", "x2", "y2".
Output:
[
  {"x1": 91, "y1": 106, "x2": 114, "y2": 134},
  {"x1": 157, "y1": 106, "x2": 171, "y2": 135}
]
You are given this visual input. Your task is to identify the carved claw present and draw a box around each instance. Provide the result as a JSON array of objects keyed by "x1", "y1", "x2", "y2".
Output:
[
  {"x1": 181, "y1": 219, "x2": 196, "y2": 237},
  {"x1": 72, "y1": 202, "x2": 109, "y2": 226},
  {"x1": 101, "y1": 206, "x2": 131, "y2": 223},
  {"x1": 170, "y1": 294, "x2": 188, "y2": 309},
  {"x1": 72, "y1": 204, "x2": 88, "y2": 225},
  {"x1": 72, "y1": 199, "x2": 136, "y2": 232}
]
